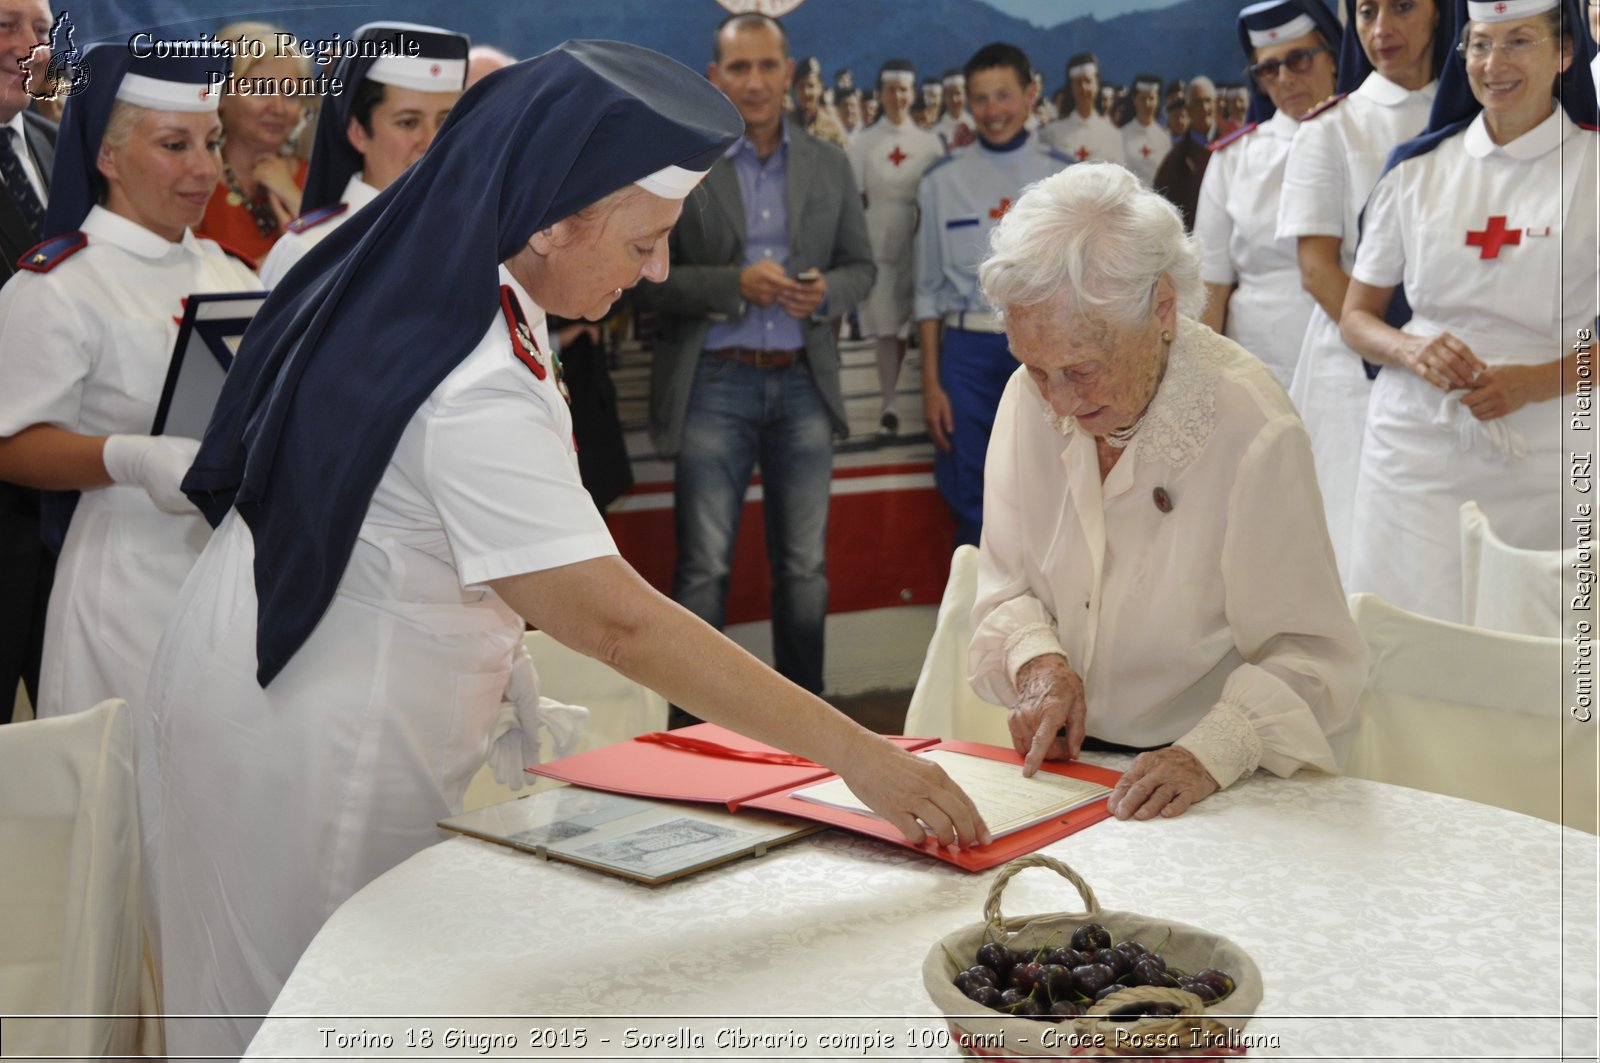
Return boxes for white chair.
[464,632,671,809]
[1346,593,1596,833]
[0,698,162,1057]
[1459,500,1570,637]
[903,545,1011,746]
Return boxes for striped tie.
[0,128,45,235]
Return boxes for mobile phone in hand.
[795,269,821,284]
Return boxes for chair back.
[1459,500,1569,637]
[1347,593,1595,833]
[903,545,1011,745]
[0,698,158,1056]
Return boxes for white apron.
[848,119,943,337]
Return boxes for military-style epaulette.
[1300,93,1347,121]
[500,285,570,404]
[1208,122,1259,153]
[212,240,256,269]
[18,231,87,273]
[286,202,349,235]
[1581,122,1600,134]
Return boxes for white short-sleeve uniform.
[1347,111,1596,621]
[1120,118,1171,186]
[847,117,944,337]
[144,270,599,1056]
[1275,74,1436,578]
[0,207,260,721]
[1196,111,1317,390]
[1040,110,1128,166]
[969,317,1365,788]
[257,174,379,288]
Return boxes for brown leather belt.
[704,346,807,369]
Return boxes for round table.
[243,768,1597,1060]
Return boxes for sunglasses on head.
[1247,44,1328,81]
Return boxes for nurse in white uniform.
[259,23,467,288]
[847,59,944,439]
[1120,74,1172,185]
[1041,52,1128,165]
[1197,0,1342,390]
[1276,0,1447,578]
[0,49,260,722]
[144,43,990,1058]
[1340,0,1597,621]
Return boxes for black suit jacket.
[0,109,57,284]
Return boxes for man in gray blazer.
[0,0,57,722]
[641,12,873,705]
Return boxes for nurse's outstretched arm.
[489,556,991,850]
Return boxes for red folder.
[529,723,1121,872]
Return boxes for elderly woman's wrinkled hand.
[1107,747,1218,821]
[840,739,992,849]
[1009,654,1086,777]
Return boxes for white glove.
[103,434,201,515]
[487,645,589,790]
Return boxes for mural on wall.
[92,0,1247,100]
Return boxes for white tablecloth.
[244,768,1597,1061]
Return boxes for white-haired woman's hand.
[837,735,992,849]
[1106,747,1218,820]
[1008,653,1086,776]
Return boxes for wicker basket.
[922,856,1263,1058]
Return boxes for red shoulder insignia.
[286,202,349,235]
[211,240,257,269]
[1300,93,1347,121]
[1580,122,1600,133]
[500,285,546,380]
[1208,121,1258,153]
[18,231,87,273]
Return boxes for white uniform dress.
[1040,109,1127,166]
[257,173,379,288]
[144,269,599,1056]
[1120,117,1171,186]
[969,317,1365,789]
[1195,110,1318,390]
[0,207,260,721]
[1275,73,1437,578]
[1347,110,1597,621]
[847,117,944,338]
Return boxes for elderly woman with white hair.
[969,163,1366,820]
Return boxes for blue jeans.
[935,327,1016,547]
[672,355,833,693]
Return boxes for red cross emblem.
[888,145,907,167]
[1268,29,1279,38]
[989,197,1012,220]
[1075,146,1090,161]
[1494,1,1507,11]
[430,63,441,77]
[199,87,208,100]
[1140,145,1152,157]
[1465,215,1521,259]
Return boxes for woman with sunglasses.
[1197,0,1342,390]
[1276,0,1448,580]
[1339,0,1595,622]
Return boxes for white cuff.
[1173,702,1262,790]
[1003,623,1068,695]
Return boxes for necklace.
[222,155,281,239]
[1102,413,1145,449]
